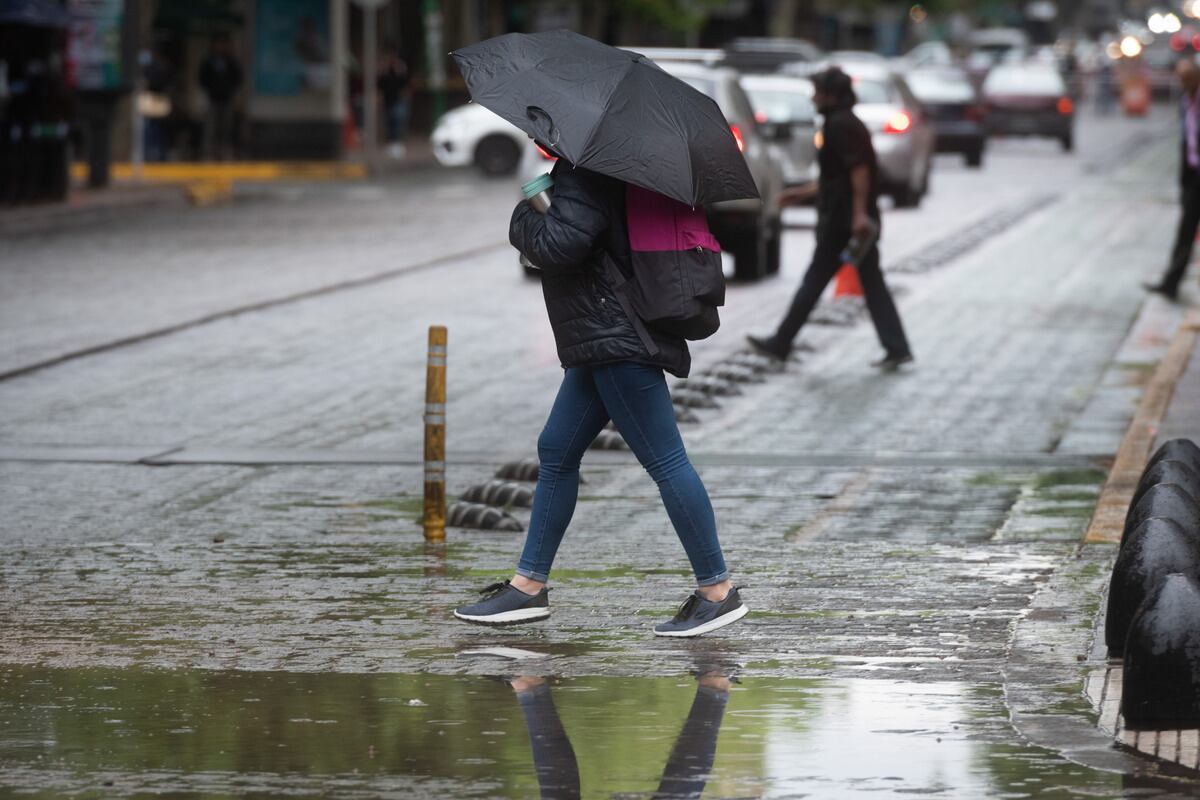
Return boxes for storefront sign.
[67,0,124,91]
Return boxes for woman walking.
[453,155,746,637]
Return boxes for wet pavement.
[3,107,1200,797]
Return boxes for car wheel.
[475,135,521,176]
[765,218,782,275]
[729,221,767,282]
[966,148,983,168]
[893,182,920,209]
[1060,134,1074,152]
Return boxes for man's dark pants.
[773,222,911,357]
[1160,175,1200,295]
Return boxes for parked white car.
[431,103,526,175]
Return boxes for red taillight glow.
[535,143,557,160]
[754,110,768,124]
[730,124,745,153]
[883,111,912,134]
[1056,96,1074,115]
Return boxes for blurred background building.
[0,0,1182,206]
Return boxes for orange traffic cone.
[833,264,863,297]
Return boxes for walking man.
[1145,59,1200,301]
[748,67,913,370]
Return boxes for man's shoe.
[871,352,914,371]
[1143,281,1179,301]
[746,334,790,361]
[454,581,550,626]
[654,587,748,638]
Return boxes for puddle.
[0,665,1132,798]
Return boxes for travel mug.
[522,173,554,214]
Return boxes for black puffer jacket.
[510,162,691,378]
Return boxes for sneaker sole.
[653,604,748,638]
[453,607,550,625]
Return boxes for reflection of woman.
[510,677,580,800]
[507,672,730,799]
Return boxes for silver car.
[739,73,819,194]
[831,61,936,208]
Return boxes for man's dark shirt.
[378,64,409,107]
[817,105,880,230]
[199,55,242,106]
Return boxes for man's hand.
[852,210,872,239]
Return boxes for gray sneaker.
[654,587,748,638]
[454,581,550,626]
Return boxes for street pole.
[362,3,378,173]
[422,0,446,125]
[423,326,448,542]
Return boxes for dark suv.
[657,61,786,282]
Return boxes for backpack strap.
[601,252,660,357]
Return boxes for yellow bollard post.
[423,326,448,541]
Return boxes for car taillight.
[730,124,745,153]
[754,110,768,124]
[535,143,557,160]
[1056,96,1074,115]
[883,111,912,134]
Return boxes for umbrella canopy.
[0,0,71,28]
[452,30,759,207]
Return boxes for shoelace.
[673,594,700,620]
[478,581,511,598]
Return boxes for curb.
[1084,308,1200,545]
[68,161,367,183]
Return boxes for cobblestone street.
[3,107,1200,797]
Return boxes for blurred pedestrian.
[198,34,242,160]
[377,46,410,159]
[140,46,173,162]
[1145,59,1200,301]
[453,147,747,637]
[748,67,913,370]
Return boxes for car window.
[983,67,1065,95]
[851,78,894,104]
[906,71,975,102]
[744,87,816,123]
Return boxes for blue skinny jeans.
[516,362,730,586]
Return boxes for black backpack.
[603,184,725,353]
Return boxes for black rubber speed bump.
[1122,572,1200,728]
[1130,459,1200,514]
[590,430,627,450]
[1105,517,1200,655]
[672,389,719,409]
[461,481,535,508]
[495,458,541,482]
[446,502,524,532]
[674,377,742,397]
[703,364,765,384]
[1147,439,1200,478]
[1123,483,1200,544]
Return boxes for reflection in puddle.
[0,665,1125,798]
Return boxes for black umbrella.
[451,30,759,207]
[0,0,71,28]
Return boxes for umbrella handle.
[525,106,561,148]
